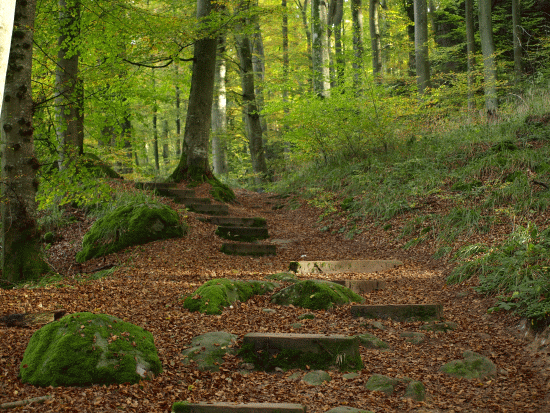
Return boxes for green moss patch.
[19,312,162,387]
[76,203,186,262]
[440,351,497,380]
[365,374,426,401]
[270,280,364,310]
[356,333,390,350]
[302,370,331,385]
[182,279,278,315]
[265,272,298,283]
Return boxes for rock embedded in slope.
[76,203,186,262]
[356,333,390,350]
[271,279,364,310]
[302,370,331,385]
[440,350,497,380]
[365,374,426,401]
[182,278,278,315]
[19,312,162,387]
[181,332,238,371]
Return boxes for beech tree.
[478,0,498,117]
[1,0,49,283]
[351,0,364,91]
[0,1,16,111]
[311,0,330,97]
[414,0,430,95]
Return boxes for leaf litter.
[0,183,549,412]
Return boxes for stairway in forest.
[137,182,277,257]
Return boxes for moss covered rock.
[365,374,426,401]
[440,350,497,380]
[265,272,298,283]
[302,370,331,385]
[19,312,162,387]
[181,332,238,371]
[270,280,364,310]
[356,333,390,350]
[76,203,186,262]
[182,279,278,315]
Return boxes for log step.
[221,243,276,256]
[328,279,386,294]
[216,226,269,242]
[199,216,267,227]
[174,197,212,205]
[351,304,443,322]
[242,333,362,371]
[188,204,229,216]
[289,259,402,274]
[135,182,177,190]
[171,402,306,413]
[166,188,196,198]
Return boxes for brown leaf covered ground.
[1,182,550,412]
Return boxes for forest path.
[1,183,549,412]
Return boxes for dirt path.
[1,186,549,412]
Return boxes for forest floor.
[1,182,550,412]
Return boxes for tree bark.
[211,36,228,175]
[512,0,522,86]
[0,0,16,114]
[414,0,430,95]
[311,0,330,97]
[175,64,181,157]
[478,0,498,117]
[369,0,382,81]
[328,0,344,88]
[251,5,268,138]
[56,0,83,169]
[297,0,313,84]
[170,0,218,181]
[152,68,159,171]
[465,0,475,110]
[235,2,268,184]
[351,0,364,93]
[1,0,49,283]
[282,0,289,103]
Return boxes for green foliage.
[448,224,550,320]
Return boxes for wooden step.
[199,216,267,227]
[135,182,177,190]
[327,279,386,294]
[289,259,402,274]
[188,204,229,215]
[171,402,306,413]
[221,243,276,256]
[351,304,443,322]
[174,197,212,205]
[166,188,196,198]
[216,226,269,242]
[242,333,362,371]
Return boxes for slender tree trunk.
[512,0,522,87]
[175,64,181,157]
[328,0,344,88]
[152,68,159,171]
[170,0,218,181]
[282,0,289,103]
[414,0,430,95]
[0,1,16,112]
[465,0,475,110]
[404,0,415,76]
[235,3,268,184]
[478,0,498,117]
[212,36,228,175]
[297,0,313,83]
[162,119,169,165]
[369,0,382,81]
[56,0,82,169]
[311,0,330,97]
[1,0,49,283]
[251,4,268,138]
[351,0,364,93]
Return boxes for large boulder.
[270,280,364,310]
[76,203,187,262]
[19,312,162,387]
[182,278,278,315]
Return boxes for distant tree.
[351,0,365,92]
[414,0,430,94]
[512,0,522,86]
[312,0,330,97]
[369,0,382,81]
[1,0,49,284]
[465,0,475,110]
[478,0,498,117]
[211,36,228,175]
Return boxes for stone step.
[289,259,403,274]
[166,188,196,198]
[242,333,362,371]
[171,402,306,413]
[216,226,269,242]
[221,243,276,256]
[174,197,212,205]
[188,204,229,216]
[351,304,443,322]
[327,279,386,294]
[198,216,267,227]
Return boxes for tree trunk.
[170,0,218,182]
[478,0,498,117]
[162,119,169,165]
[211,36,228,175]
[311,0,330,97]
[235,3,268,184]
[512,0,522,86]
[152,68,159,171]
[282,0,289,103]
[1,0,49,284]
[328,0,344,88]
[0,1,16,113]
[251,5,268,138]
[351,0,364,93]
[297,0,313,86]
[56,0,83,169]
[404,0,415,76]
[414,0,430,95]
[369,0,382,81]
[465,0,475,110]
[175,64,181,157]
